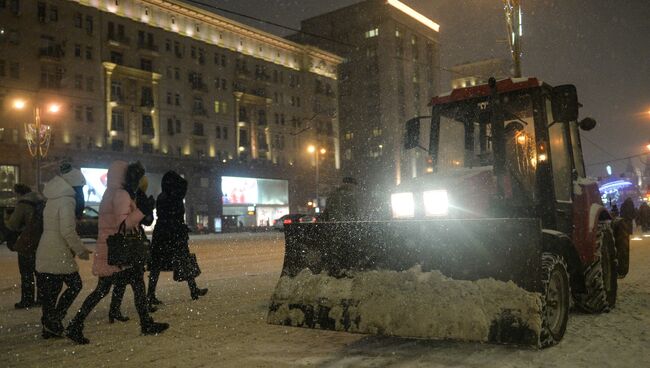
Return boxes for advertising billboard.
[81,168,163,204]
[221,176,288,205]
[81,168,108,203]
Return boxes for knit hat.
[60,161,86,187]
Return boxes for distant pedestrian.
[638,202,650,232]
[321,177,360,221]
[147,171,207,307]
[36,164,91,338]
[610,203,619,218]
[66,161,168,345]
[620,197,636,232]
[3,183,44,309]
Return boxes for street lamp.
[12,99,59,191]
[307,145,326,212]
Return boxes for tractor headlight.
[391,192,415,218]
[423,190,449,216]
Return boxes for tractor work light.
[423,190,449,217]
[391,192,415,218]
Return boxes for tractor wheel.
[539,252,570,348]
[575,224,618,313]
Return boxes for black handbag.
[107,221,150,266]
[173,253,201,282]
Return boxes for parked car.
[273,214,309,231]
[76,206,99,240]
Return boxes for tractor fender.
[542,229,586,294]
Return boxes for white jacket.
[36,176,89,274]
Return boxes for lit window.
[364,28,379,38]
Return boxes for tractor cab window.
[436,107,494,170]
[546,97,573,202]
[569,121,586,178]
[503,95,537,199]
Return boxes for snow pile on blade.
[268,266,543,344]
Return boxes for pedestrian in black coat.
[147,171,207,306]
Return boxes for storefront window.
[0,165,19,193]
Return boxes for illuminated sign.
[82,168,163,203]
[387,0,440,32]
[81,168,109,203]
[221,176,288,205]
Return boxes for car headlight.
[423,190,449,216]
[391,192,415,218]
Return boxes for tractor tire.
[539,252,570,348]
[575,224,618,313]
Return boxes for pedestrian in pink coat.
[66,161,169,344]
[92,161,141,277]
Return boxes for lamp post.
[307,145,326,212]
[13,99,59,192]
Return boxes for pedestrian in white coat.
[36,163,91,339]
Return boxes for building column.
[103,63,115,148]
[233,92,243,158]
[152,75,161,150]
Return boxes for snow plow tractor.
[268,77,626,348]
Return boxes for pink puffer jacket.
[92,161,145,277]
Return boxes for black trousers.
[18,253,37,303]
[71,267,150,327]
[38,272,82,328]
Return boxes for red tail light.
[283,219,292,224]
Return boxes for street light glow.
[319,148,326,154]
[13,99,26,110]
[307,145,316,153]
[48,103,61,113]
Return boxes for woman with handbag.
[147,170,207,307]
[36,164,91,338]
[66,161,168,345]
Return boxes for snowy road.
[1,232,649,368]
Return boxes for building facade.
[0,0,342,230]
[450,58,511,89]
[290,0,440,193]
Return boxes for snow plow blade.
[268,219,545,346]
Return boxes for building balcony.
[140,99,154,108]
[137,42,159,54]
[110,94,124,104]
[142,127,155,136]
[38,46,65,60]
[108,34,131,47]
[192,107,208,116]
[38,80,62,90]
[190,82,208,93]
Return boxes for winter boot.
[65,322,89,345]
[190,288,208,300]
[42,321,64,339]
[108,311,130,324]
[141,318,169,335]
[148,295,163,306]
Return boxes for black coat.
[149,171,190,272]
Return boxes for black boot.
[190,288,208,300]
[65,322,89,345]
[42,322,64,339]
[141,318,169,335]
[148,295,163,306]
[108,311,130,324]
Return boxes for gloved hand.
[77,249,91,260]
[136,194,155,217]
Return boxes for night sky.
[199,0,650,177]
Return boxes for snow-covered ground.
[1,232,649,368]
